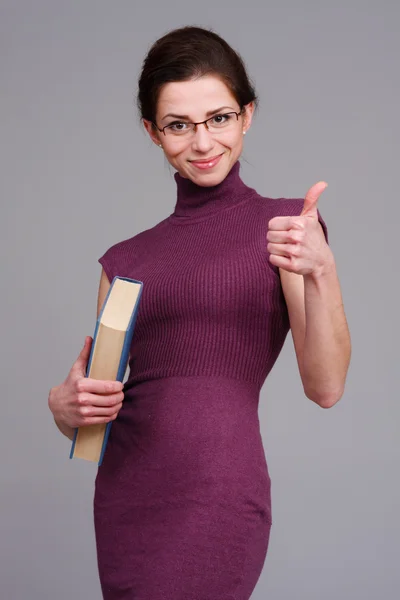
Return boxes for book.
[70,276,143,466]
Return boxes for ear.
[242,101,255,134]
[143,119,162,147]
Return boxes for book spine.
[97,290,142,466]
[69,315,102,459]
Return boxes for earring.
[158,144,162,148]
[243,130,246,135]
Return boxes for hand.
[267,181,333,276]
[48,336,125,429]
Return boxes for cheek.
[162,142,186,161]
[225,130,244,154]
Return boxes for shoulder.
[250,193,305,218]
[98,217,169,282]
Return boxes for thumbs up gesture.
[267,182,333,277]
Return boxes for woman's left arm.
[267,182,351,408]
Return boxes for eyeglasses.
[153,110,243,137]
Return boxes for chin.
[187,162,232,187]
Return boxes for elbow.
[304,385,345,409]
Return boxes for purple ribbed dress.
[93,161,327,599]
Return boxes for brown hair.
[137,26,258,124]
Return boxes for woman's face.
[143,75,254,187]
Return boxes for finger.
[77,391,124,408]
[78,414,120,426]
[76,377,124,395]
[72,336,93,374]
[267,242,293,258]
[268,216,304,231]
[268,254,294,271]
[267,229,304,243]
[301,181,328,216]
[78,403,123,423]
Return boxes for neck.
[171,161,254,221]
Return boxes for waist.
[99,376,269,496]
[112,376,263,463]
[122,375,260,422]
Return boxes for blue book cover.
[69,276,143,466]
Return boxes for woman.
[49,26,351,600]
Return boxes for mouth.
[189,153,224,170]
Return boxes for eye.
[167,121,190,133]
[210,113,233,126]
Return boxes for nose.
[191,123,214,154]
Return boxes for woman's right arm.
[48,269,124,440]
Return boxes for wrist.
[48,385,75,439]
[305,249,336,282]
[54,417,75,441]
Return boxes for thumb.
[73,336,93,375]
[301,181,328,216]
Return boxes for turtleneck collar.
[170,161,254,222]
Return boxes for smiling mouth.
[189,153,223,163]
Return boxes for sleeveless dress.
[93,161,328,599]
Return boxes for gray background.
[1,1,399,598]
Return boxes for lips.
[190,154,223,170]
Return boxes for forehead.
[157,76,238,120]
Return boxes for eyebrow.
[160,106,236,122]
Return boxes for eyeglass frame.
[152,108,245,136]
